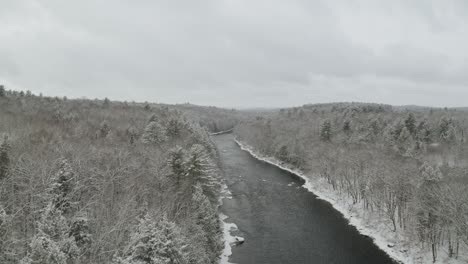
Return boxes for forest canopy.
[0,89,225,264]
[235,102,468,263]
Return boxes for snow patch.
[220,183,232,200]
[218,183,242,264]
[219,213,241,264]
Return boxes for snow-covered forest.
[173,104,240,134]
[0,87,225,263]
[235,103,468,263]
[3,84,468,264]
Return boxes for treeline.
[174,104,241,133]
[235,102,468,263]
[0,88,223,263]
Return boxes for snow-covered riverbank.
[234,139,468,264]
[219,183,243,264]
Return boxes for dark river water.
[215,134,397,264]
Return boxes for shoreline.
[234,139,411,264]
[218,183,242,264]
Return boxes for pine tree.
[51,158,74,214]
[439,117,452,141]
[0,136,10,181]
[99,121,110,138]
[168,146,186,185]
[120,213,187,264]
[320,119,332,141]
[343,119,352,136]
[69,215,92,248]
[445,125,458,143]
[416,120,432,144]
[185,224,210,264]
[126,126,138,145]
[277,145,289,162]
[405,113,416,135]
[103,97,110,107]
[21,203,79,264]
[368,118,380,136]
[141,121,167,145]
[0,85,5,97]
[396,127,413,156]
[186,122,214,152]
[166,118,183,138]
[185,144,219,199]
[190,185,222,262]
[390,121,405,141]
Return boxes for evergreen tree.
[168,146,186,185]
[366,118,381,141]
[445,125,458,143]
[277,145,289,162]
[343,119,352,136]
[396,127,413,156]
[119,213,187,264]
[416,120,432,144]
[69,215,92,249]
[320,119,332,141]
[0,85,5,97]
[99,121,110,138]
[190,185,222,262]
[185,144,219,199]
[166,118,183,138]
[141,121,167,145]
[127,126,138,145]
[21,203,79,264]
[185,224,210,264]
[103,97,110,107]
[390,120,405,141]
[405,113,416,135]
[51,158,74,214]
[0,136,10,181]
[439,116,454,142]
[369,118,380,136]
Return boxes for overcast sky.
[1,0,467,108]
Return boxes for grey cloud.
[0,0,467,107]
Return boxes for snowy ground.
[219,183,243,264]
[235,139,468,264]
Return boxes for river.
[215,133,397,264]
